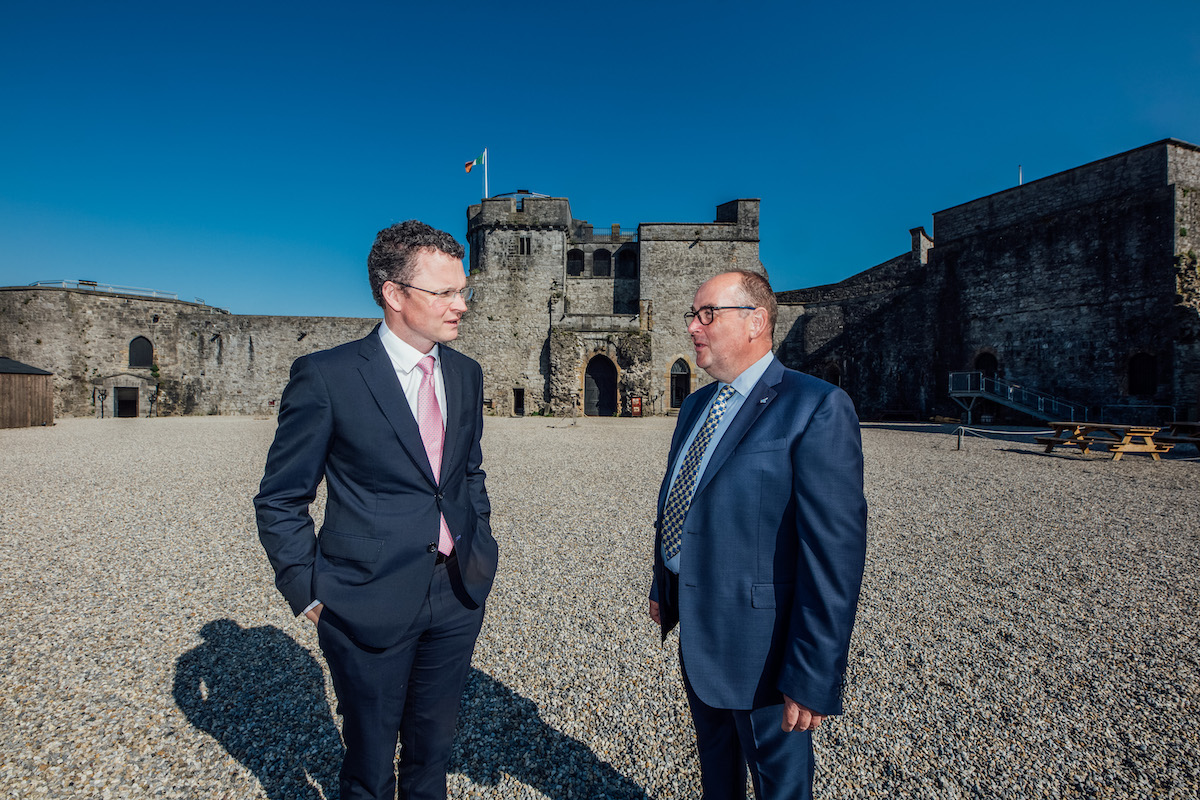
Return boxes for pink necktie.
[417,356,454,556]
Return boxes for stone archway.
[670,359,691,408]
[584,355,618,416]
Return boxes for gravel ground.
[0,416,1197,799]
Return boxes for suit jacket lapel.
[693,360,783,498]
[440,348,464,466]
[356,330,437,486]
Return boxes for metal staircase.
[948,372,1088,424]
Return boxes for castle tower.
[638,199,765,411]
[457,193,572,416]
[455,196,765,416]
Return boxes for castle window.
[567,249,584,276]
[129,336,153,368]
[593,249,611,277]
[1128,352,1157,396]
[519,235,532,256]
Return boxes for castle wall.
[934,143,1170,242]
[771,140,1200,422]
[0,288,223,417]
[1169,146,1200,418]
[776,246,930,416]
[928,147,1192,419]
[174,314,376,416]
[0,287,374,417]
[12,143,1200,425]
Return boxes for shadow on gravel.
[174,619,343,800]
[450,668,650,799]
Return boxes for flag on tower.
[464,153,484,173]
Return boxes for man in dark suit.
[255,220,498,800]
[649,270,867,799]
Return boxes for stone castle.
[3,138,1199,424]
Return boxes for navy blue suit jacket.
[651,357,866,715]
[255,326,498,650]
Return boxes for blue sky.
[3,1,1199,318]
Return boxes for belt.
[435,550,457,565]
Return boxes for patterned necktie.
[417,356,454,556]
[661,384,737,562]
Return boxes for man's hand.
[648,599,661,625]
[305,603,324,624]
[781,694,825,733]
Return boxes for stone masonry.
[779,138,1200,423]
[456,195,765,416]
[4,138,1200,423]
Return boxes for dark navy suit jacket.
[651,357,867,714]
[255,326,498,650]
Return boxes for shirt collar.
[378,323,439,374]
[724,351,775,398]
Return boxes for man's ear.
[381,280,404,313]
[749,307,768,340]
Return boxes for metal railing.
[574,232,638,243]
[30,280,180,301]
[948,372,1089,421]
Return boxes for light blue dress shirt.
[663,351,776,573]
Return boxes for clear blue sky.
[3,1,1199,318]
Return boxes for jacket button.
[435,492,443,501]
[426,543,437,553]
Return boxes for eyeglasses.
[393,281,475,303]
[684,305,755,326]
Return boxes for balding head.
[687,270,774,383]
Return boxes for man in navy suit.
[649,270,867,799]
[255,220,498,800]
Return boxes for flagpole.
[483,148,489,199]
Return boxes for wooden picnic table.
[1154,420,1200,447]
[1035,422,1174,461]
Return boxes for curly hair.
[367,220,465,309]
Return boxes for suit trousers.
[681,654,815,800]
[317,558,484,800]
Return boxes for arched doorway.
[823,362,842,387]
[974,352,998,378]
[670,359,690,408]
[584,356,617,416]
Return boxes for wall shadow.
[450,667,649,799]
[173,619,343,800]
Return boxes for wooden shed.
[0,357,54,429]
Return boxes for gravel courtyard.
[1,416,1197,799]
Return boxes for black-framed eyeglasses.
[393,281,475,303]
[684,305,755,326]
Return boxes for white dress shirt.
[378,323,447,426]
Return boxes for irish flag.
[464,153,484,173]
